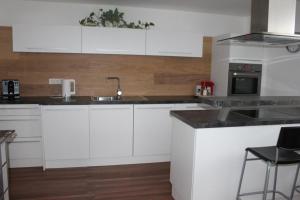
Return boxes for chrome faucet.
[106,77,122,99]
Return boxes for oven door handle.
[232,72,260,77]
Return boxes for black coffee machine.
[2,80,20,100]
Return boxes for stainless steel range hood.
[218,0,300,46]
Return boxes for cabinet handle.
[0,118,40,121]
[158,51,192,55]
[27,47,68,51]
[12,137,41,143]
[91,107,132,110]
[43,108,87,111]
[136,107,173,110]
[11,140,41,143]
[0,107,38,109]
[95,49,129,53]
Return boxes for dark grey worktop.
[171,107,300,129]
[201,96,300,107]
[3,96,300,129]
[1,96,300,106]
[0,96,203,105]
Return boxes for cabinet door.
[82,27,146,55]
[146,30,203,57]
[0,116,41,138]
[9,140,43,168]
[42,106,89,160]
[90,105,133,158]
[13,24,81,53]
[134,104,174,156]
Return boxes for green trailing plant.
[79,8,155,29]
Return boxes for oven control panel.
[229,63,262,72]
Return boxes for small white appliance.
[62,79,75,98]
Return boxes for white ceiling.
[29,0,252,16]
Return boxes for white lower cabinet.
[41,106,89,168]
[39,103,212,168]
[0,105,42,168]
[134,104,174,156]
[89,105,133,158]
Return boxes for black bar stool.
[236,126,300,200]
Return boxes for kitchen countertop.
[201,96,300,107]
[3,96,300,129]
[1,96,300,106]
[170,106,300,128]
[0,130,16,144]
[0,96,204,105]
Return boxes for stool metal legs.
[236,151,300,200]
[272,165,278,200]
[290,164,300,200]
[263,162,271,200]
[236,151,248,200]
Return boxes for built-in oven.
[228,63,262,96]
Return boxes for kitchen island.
[170,107,300,200]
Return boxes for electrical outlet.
[49,79,62,85]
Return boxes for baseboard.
[88,155,170,166]
[44,155,170,169]
[9,158,43,168]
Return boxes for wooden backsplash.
[0,27,211,97]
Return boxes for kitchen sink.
[91,96,120,101]
[90,96,148,102]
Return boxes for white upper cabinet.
[82,27,146,55]
[12,25,203,57]
[12,24,82,53]
[146,30,203,57]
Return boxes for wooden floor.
[9,162,174,200]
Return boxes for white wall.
[261,47,300,96]
[295,1,300,32]
[260,2,300,96]
[0,0,250,36]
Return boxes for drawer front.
[0,105,40,116]
[9,141,42,160]
[0,119,41,138]
[1,143,6,166]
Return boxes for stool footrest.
[238,190,289,200]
